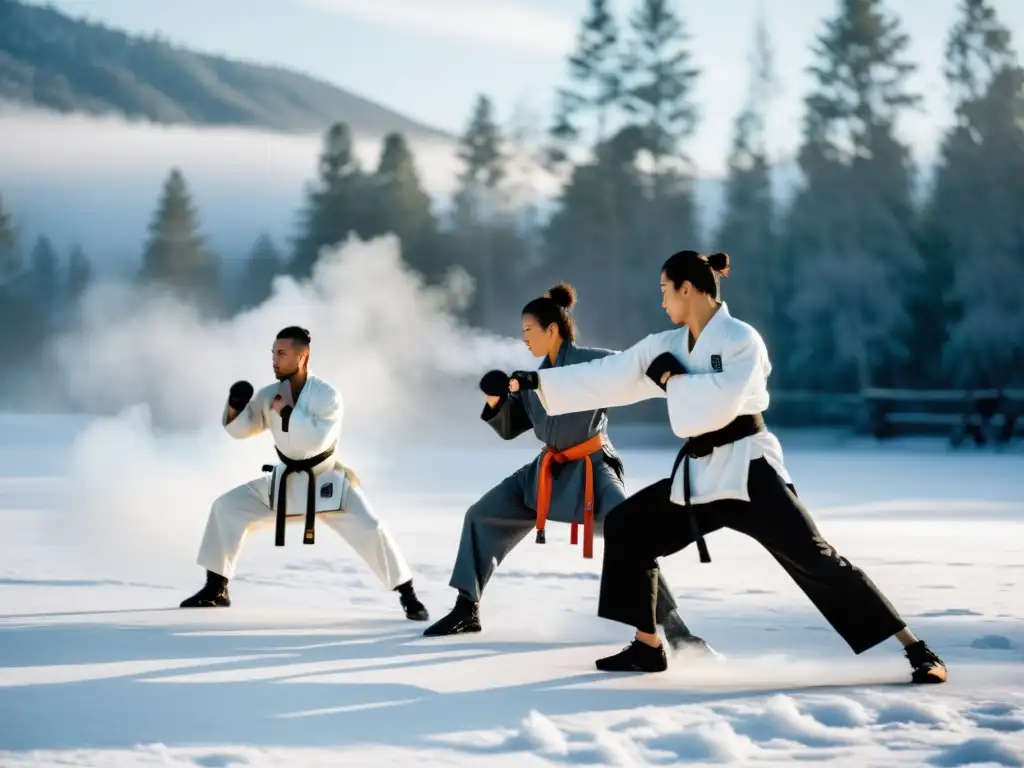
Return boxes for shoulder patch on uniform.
[320,482,333,498]
[710,354,723,372]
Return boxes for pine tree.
[0,197,25,388]
[544,125,650,347]
[451,94,512,328]
[922,0,1024,386]
[619,0,702,261]
[240,234,282,311]
[620,0,699,170]
[291,122,369,277]
[782,0,921,391]
[28,235,59,306]
[67,243,93,303]
[550,0,621,154]
[545,89,584,169]
[138,168,218,305]
[7,234,59,357]
[0,194,21,384]
[453,94,506,227]
[0,193,18,283]
[714,17,779,347]
[367,132,442,281]
[944,0,1017,104]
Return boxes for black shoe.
[395,581,429,621]
[596,639,668,672]
[905,640,947,684]
[422,595,481,636]
[180,571,230,608]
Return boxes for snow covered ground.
[1,413,1022,767]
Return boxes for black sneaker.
[905,640,947,684]
[395,581,430,621]
[422,595,481,636]
[180,571,230,608]
[596,639,668,672]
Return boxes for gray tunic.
[482,342,624,523]
[448,340,680,621]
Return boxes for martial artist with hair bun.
[424,284,707,656]
[510,251,947,684]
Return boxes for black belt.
[262,443,336,546]
[669,413,766,564]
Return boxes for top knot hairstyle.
[276,326,312,347]
[522,282,578,342]
[661,250,730,299]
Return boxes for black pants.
[598,458,907,654]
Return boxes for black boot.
[395,580,429,621]
[905,640,947,684]
[180,571,230,608]
[422,594,481,636]
[596,638,668,672]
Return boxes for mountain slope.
[0,0,450,139]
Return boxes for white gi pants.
[196,475,413,590]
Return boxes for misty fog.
[0,105,470,269]
[0,105,758,268]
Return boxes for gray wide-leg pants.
[449,472,680,624]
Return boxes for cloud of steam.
[48,235,535,578]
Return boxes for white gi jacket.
[222,372,357,515]
[535,303,790,506]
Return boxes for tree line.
[0,0,1021,402]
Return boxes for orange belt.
[535,433,605,559]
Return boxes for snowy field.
[1,412,1023,767]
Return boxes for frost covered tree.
[714,17,779,350]
[139,168,220,309]
[920,0,1024,387]
[546,0,621,166]
[782,0,922,390]
[291,122,370,277]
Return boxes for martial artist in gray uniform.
[423,282,710,654]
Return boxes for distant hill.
[0,0,451,140]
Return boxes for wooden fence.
[860,387,1024,447]
[615,387,1024,447]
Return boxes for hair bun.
[708,252,730,276]
[546,282,577,310]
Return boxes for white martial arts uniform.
[534,302,791,506]
[196,372,413,589]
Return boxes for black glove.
[510,370,539,391]
[227,380,254,411]
[479,370,510,397]
[645,353,687,390]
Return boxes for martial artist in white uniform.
[508,251,947,684]
[180,326,429,621]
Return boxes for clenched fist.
[645,353,686,390]
[227,380,254,411]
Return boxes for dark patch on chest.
[320,482,334,498]
[710,354,723,372]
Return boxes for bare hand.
[508,378,520,393]
[660,371,673,386]
[271,395,285,414]
[486,395,501,408]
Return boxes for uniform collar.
[685,301,729,349]
[540,340,574,370]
